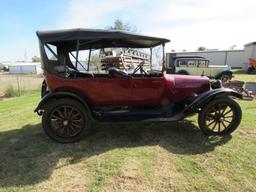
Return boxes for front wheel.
[198,98,242,136]
[42,98,91,143]
[220,74,232,82]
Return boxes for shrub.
[4,85,23,97]
[3,66,9,71]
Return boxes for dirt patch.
[0,91,5,99]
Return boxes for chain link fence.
[0,74,43,97]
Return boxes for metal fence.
[0,74,43,95]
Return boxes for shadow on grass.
[0,121,231,187]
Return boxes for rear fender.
[34,91,92,117]
[184,88,242,114]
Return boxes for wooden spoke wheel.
[198,98,242,136]
[49,105,83,138]
[42,98,91,143]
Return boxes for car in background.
[167,55,233,82]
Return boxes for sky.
[0,0,256,61]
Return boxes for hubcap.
[219,117,224,122]
[221,75,230,82]
[63,120,69,126]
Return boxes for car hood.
[165,74,210,89]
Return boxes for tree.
[106,19,137,32]
[197,47,206,51]
[32,56,41,62]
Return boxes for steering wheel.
[132,61,148,76]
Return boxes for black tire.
[177,70,189,75]
[198,97,242,136]
[220,74,232,82]
[42,98,91,143]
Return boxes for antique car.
[166,55,233,82]
[35,28,242,143]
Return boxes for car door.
[131,77,165,106]
[187,59,198,75]
[198,60,211,76]
[85,77,132,106]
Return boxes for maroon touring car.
[35,29,242,143]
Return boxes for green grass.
[232,69,256,82]
[0,74,256,191]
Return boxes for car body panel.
[44,70,210,107]
[176,65,230,77]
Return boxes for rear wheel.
[42,98,91,143]
[177,70,189,75]
[198,98,241,136]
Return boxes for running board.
[96,109,185,123]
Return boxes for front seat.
[108,67,132,79]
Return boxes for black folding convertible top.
[37,28,170,50]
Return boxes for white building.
[5,62,42,74]
[167,42,256,70]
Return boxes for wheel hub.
[219,117,224,122]
[215,115,224,122]
[63,120,69,126]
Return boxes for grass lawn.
[0,73,256,191]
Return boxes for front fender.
[184,88,242,113]
[34,91,91,116]
[214,70,232,79]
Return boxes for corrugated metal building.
[6,62,42,74]
[167,42,256,69]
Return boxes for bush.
[4,85,23,97]
[3,66,9,71]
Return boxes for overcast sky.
[0,0,256,61]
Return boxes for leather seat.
[108,67,132,79]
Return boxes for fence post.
[16,75,21,96]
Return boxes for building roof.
[244,42,256,47]
[4,62,41,67]
[172,49,244,54]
